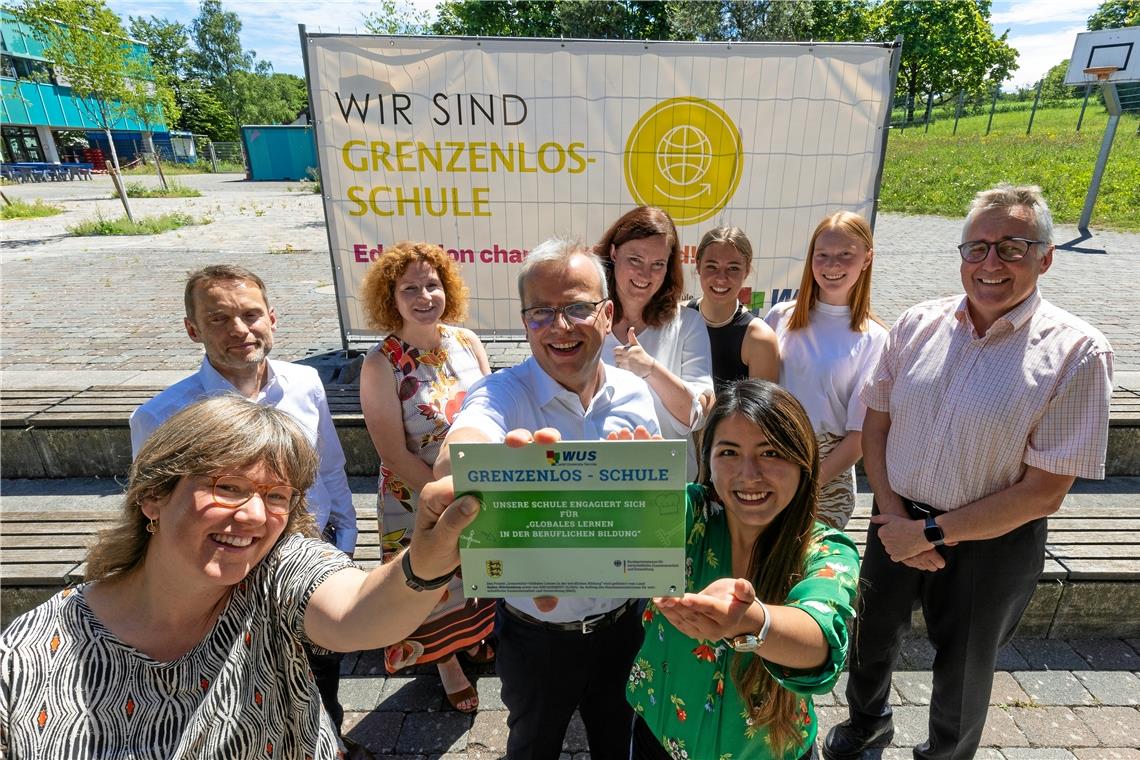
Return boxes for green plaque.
[453,439,686,598]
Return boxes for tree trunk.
[105,128,136,223]
[148,132,169,191]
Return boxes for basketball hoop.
[1083,65,1120,81]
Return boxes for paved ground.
[2,174,1138,757]
[1,173,1138,390]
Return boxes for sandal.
[445,684,479,714]
[459,640,496,665]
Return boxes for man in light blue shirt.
[128,264,361,753]
[432,239,659,760]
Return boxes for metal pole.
[1027,79,1043,135]
[923,89,934,133]
[953,90,964,135]
[1076,84,1092,131]
[1079,82,1122,231]
[986,86,999,135]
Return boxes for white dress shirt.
[452,357,660,623]
[129,358,358,552]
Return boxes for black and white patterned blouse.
[1,533,356,759]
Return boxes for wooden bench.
[3,503,1137,636]
[2,385,1139,479]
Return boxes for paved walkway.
[2,174,1138,757]
[2,173,1138,390]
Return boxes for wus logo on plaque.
[452,440,687,598]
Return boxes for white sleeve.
[312,383,358,552]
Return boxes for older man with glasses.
[823,184,1114,760]
[430,237,660,760]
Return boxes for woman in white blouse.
[596,206,714,479]
[764,211,888,528]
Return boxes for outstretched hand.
[605,425,660,441]
[611,326,655,380]
[653,577,758,642]
[410,476,479,581]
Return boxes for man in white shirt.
[431,239,659,759]
[129,264,362,753]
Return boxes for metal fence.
[889,81,1140,135]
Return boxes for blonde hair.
[85,396,319,581]
[965,183,1053,245]
[359,242,469,333]
[788,211,877,332]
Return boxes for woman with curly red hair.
[358,241,494,713]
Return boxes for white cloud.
[1006,25,1088,88]
[991,0,1098,28]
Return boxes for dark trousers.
[306,645,345,732]
[845,501,1046,760]
[496,600,645,760]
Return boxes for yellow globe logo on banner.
[624,97,743,226]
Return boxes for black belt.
[901,497,946,519]
[502,599,636,634]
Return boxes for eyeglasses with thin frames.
[209,475,299,515]
[957,237,1044,263]
[520,299,607,331]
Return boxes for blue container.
[241,125,317,181]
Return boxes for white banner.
[304,35,897,340]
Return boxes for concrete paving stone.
[1124,639,1140,656]
[1072,706,1140,745]
[1012,672,1097,706]
[829,672,899,706]
[1073,749,1140,759]
[979,706,1029,748]
[475,677,506,711]
[885,705,929,748]
[337,677,387,711]
[814,688,836,706]
[991,672,1033,706]
[1013,640,1089,671]
[900,637,937,669]
[561,712,588,753]
[342,710,404,754]
[1006,706,1100,747]
[1001,749,1077,759]
[352,649,389,676]
[379,676,446,712]
[1073,671,1140,705]
[893,671,933,705]
[1070,639,1140,671]
[466,710,509,753]
[436,752,503,760]
[394,710,472,754]
[339,651,360,675]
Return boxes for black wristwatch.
[400,551,457,592]
[923,516,946,547]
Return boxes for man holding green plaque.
[431,238,660,760]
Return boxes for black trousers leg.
[305,646,345,732]
[917,518,1046,760]
[845,501,925,729]
[496,602,643,760]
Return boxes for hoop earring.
[146,518,158,534]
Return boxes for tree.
[127,15,189,78]
[1087,0,1139,30]
[665,0,871,42]
[1039,59,1080,103]
[361,0,432,34]
[870,0,1018,121]
[433,0,561,37]
[177,80,236,140]
[189,0,252,126]
[124,57,180,187]
[12,0,140,220]
[231,70,308,127]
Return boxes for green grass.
[880,105,1140,230]
[120,160,245,176]
[1,198,64,219]
[68,212,204,236]
[113,181,202,199]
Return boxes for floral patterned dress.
[373,324,495,672]
[628,484,860,759]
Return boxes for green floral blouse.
[627,484,860,760]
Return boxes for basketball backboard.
[1065,27,1140,85]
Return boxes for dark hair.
[184,265,269,320]
[594,206,684,327]
[699,379,819,753]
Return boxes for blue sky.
[106,0,1102,90]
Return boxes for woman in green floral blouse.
[627,379,860,760]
